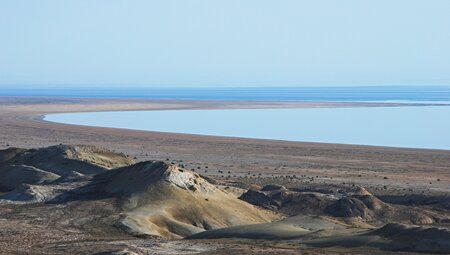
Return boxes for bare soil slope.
[4,145,135,176]
[0,148,278,239]
[240,185,448,226]
[0,144,448,254]
[90,161,278,239]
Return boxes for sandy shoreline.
[1,97,449,195]
[41,101,450,151]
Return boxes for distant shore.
[1,97,449,196]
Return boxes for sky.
[1,0,450,89]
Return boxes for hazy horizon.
[2,86,450,102]
[2,84,450,89]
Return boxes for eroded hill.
[0,145,449,254]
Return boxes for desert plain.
[0,97,449,254]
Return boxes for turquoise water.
[45,106,450,150]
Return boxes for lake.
[45,106,450,150]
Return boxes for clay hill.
[88,161,277,239]
[0,145,135,200]
[239,184,447,226]
[0,145,277,239]
[0,144,134,177]
[0,145,449,254]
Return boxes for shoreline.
[1,97,449,195]
[40,101,450,152]
[3,96,449,153]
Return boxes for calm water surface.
[5,86,450,102]
[45,106,450,150]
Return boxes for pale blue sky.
[1,0,449,88]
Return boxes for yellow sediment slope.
[96,161,279,239]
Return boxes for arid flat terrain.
[0,97,449,254]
